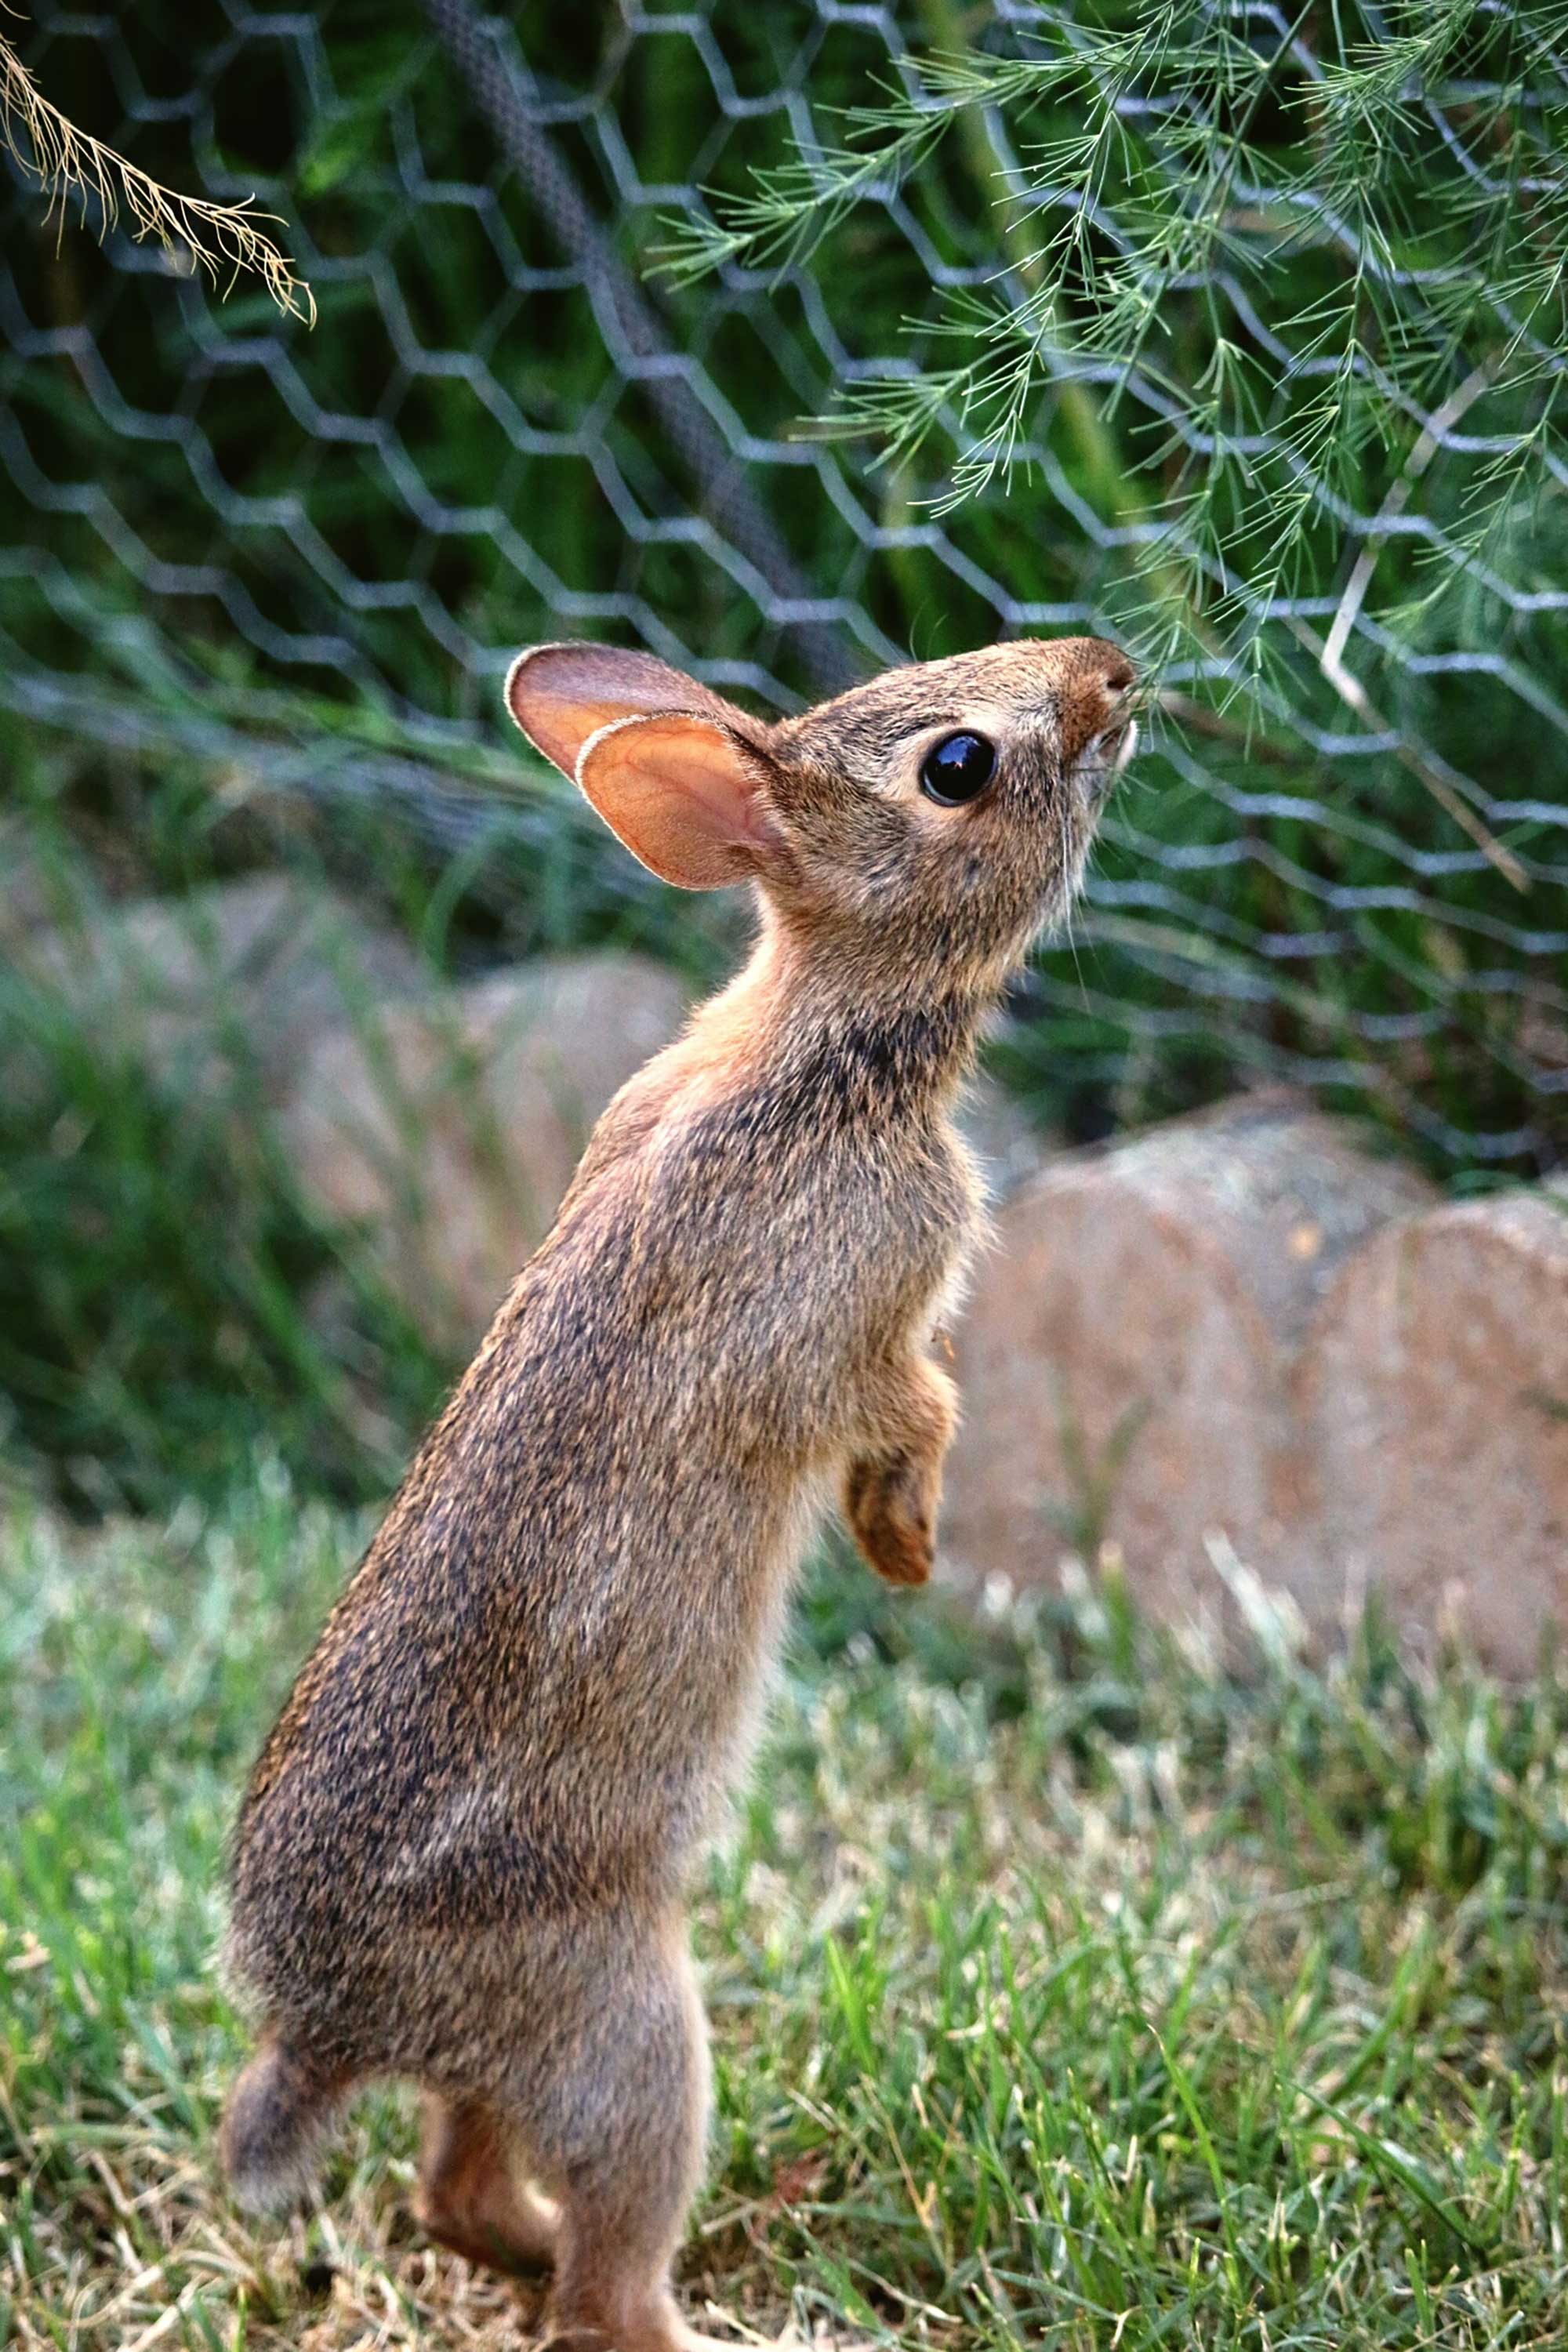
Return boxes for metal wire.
[2,1,1565,1174]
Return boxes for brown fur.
[222,633,1135,2350]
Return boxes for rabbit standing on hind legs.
[221,633,1138,2352]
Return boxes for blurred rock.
[18,873,430,1095]
[1289,1189,1568,1671]
[958,1072,1048,1202]
[942,1094,1436,1620]
[281,954,691,1348]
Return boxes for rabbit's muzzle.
[1069,657,1140,802]
[1076,709,1138,805]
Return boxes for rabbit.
[220,632,1138,2352]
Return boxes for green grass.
[6,1478,1568,2349]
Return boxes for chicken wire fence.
[2,0,1566,1177]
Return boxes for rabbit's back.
[227,1025,978,2063]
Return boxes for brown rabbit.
[221,633,1137,2350]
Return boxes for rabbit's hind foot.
[534,1933,717,2352]
[415,2092,559,2274]
[543,2315,875,2352]
[539,2297,742,2352]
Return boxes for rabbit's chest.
[646,1134,971,1413]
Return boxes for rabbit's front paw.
[843,1450,935,1587]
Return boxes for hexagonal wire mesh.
[2,1,1566,1174]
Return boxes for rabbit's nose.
[1060,641,1136,766]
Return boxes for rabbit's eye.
[920,731,996,806]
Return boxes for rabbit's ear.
[506,641,757,779]
[575,712,782,891]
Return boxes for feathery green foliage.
[5,0,1568,1199]
[666,0,1568,708]
[653,0,1568,1174]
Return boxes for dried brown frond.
[0,27,315,324]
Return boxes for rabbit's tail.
[220,2031,347,2213]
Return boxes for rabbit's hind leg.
[415,2092,559,2274]
[526,1926,735,2352]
